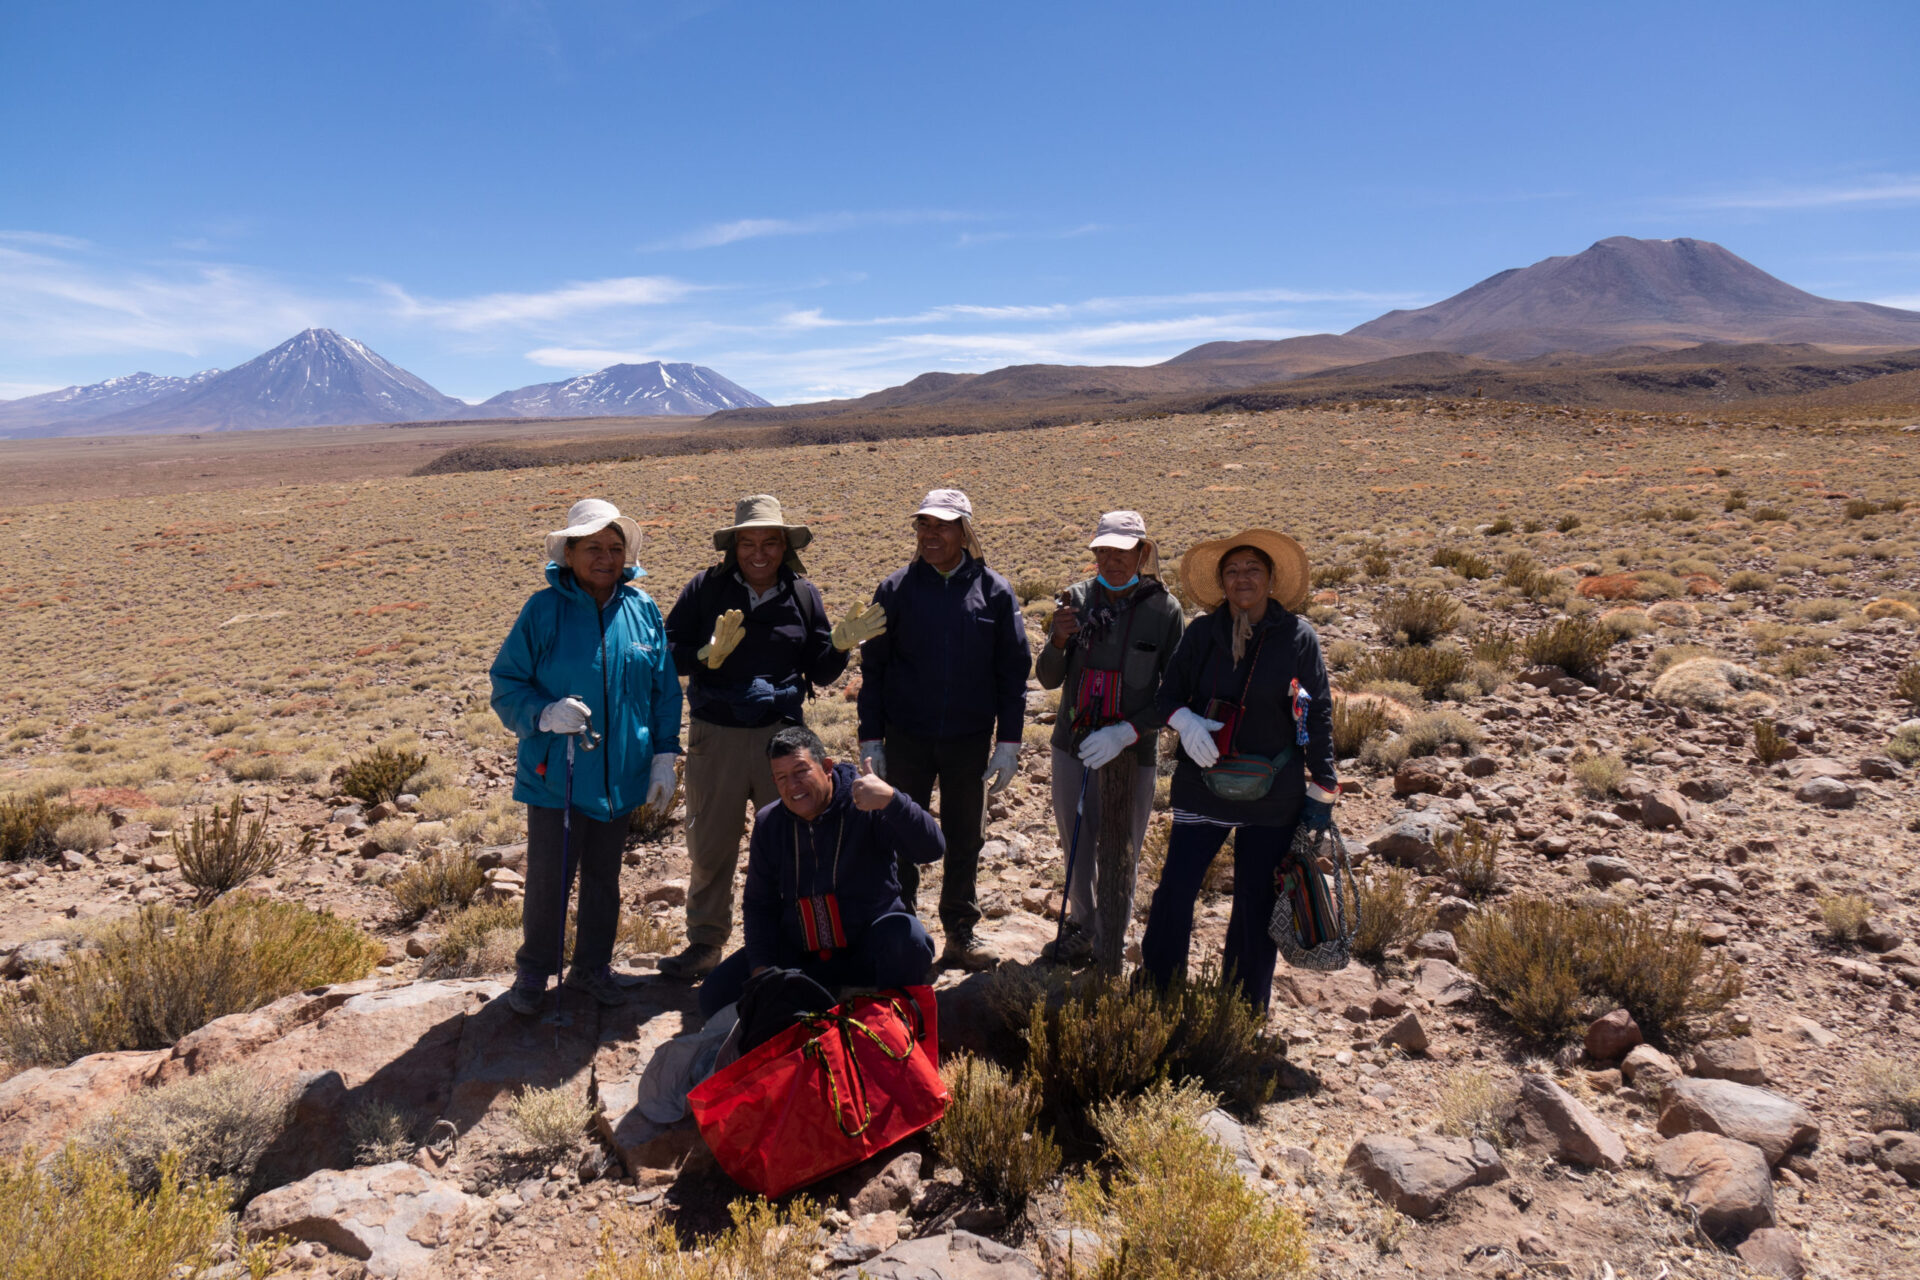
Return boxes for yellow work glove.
[698,609,746,669]
[831,600,889,651]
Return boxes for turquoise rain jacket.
[490,563,683,820]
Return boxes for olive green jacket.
[1034,577,1186,766]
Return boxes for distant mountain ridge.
[478,362,770,417]
[0,368,220,434]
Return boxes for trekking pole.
[1052,766,1091,954]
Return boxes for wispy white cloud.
[524,346,663,370]
[643,209,977,251]
[375,275,697,329]
[0,230,92,251]
[1683,175,1920,210]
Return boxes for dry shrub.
[1649,656,1782,714]
[1432,1068,1511,1145]
[1770,646,1837,681]
[413,786,472,821]
[0,1146,280,1280]
[1431,546,1493,580]
[1345,644,1471,699]
[389,850,486,921]
[1376,586,1461,645]
[934,1054,1061,1211]
[78,1064,295,1202]
[1644,600,1699,628]
[1571,752,1628,798]
[1522,615,1617,682]
[1792,597,1850,622]
[1818,894,1872,945]
[1014,574,1058,604]
[1725,569,1773,592]
[1555,514,1582,533]
[174,798,313,899]
[1363,708,1481,769]
[1352,867,1434,963]
[1066,1081,1311,1280]
[55,812,113,852]
[505,1085,595,1158]
[332,745,428,805]
[619,912,680,957]
[1437,819,1503,899]
[348,1100,420,1165]
[1598,607,1650,639]
[369,816,419,853]
[1859,1056,1920,1129]
[1311,562,1355,588]
[423,901,524,976]
[1752,719,1791,766]
[628,755,683,842]
[1896,662,1920,712]
[1458,898,1741,1046]
[0,792,76,862]
[1864,598,1920,623]
[1332,695,1394,758]
[1888,724,1920,766]
[586,1197,821,1280]
[0,896,382,1065]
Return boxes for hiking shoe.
[505,974,546,1016]
[656,943,723,981]
[563,964,628,1007]
[1041,924,1094,968]
[938,933,1001,972]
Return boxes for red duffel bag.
[687,986,946,1198]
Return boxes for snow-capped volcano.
[479,362,771,418]
[0,368,220,434]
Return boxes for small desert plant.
[934,1055,1061,1212]
[173,798,313,899]
[1486,516,1514,535]
[0,1146,281,1280]
[585,1197,821,1280]
[1723,491,1748,512]
[1345,644,1472,699]
[1887,724,1920,765]
[1013,574,1058,605]
[1332,697,1393,758]
[1555,514,1582,533]
[1375,586,1461,645]
[505,1085,595,1159]
[0,792,76,862]
[78,1065,295,1202]
[1751,505,1789,522]
[1752,719,1791,765]
[1724,569,1773,592]
[1651,656,1783,714]
[1352,867,1435,964]
[54,812,113,852]
[0,896,382,1065]
[424,900,525,977]
[1433,1068,1511,1145]
[1431,546,1493,580]
[1571,752,1628,798]
[1066,1082,1312,1280]
[1818,893,1873,945]
[619,912,681,957]
[413,786,472,821]
[369,816,419,853]
[348,1101,420,1166]
[1360,547,1393,579]
[1366,708,1481,769]
[332,745,428,806]
[1523,615,1617,682]
[1859,1056,1920,1129]
[1896,663,1920,713]
[389,850,486,921]
[1437,819,1504,899]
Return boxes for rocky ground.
[2,405,1917,1278]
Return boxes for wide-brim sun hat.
[712,494,813,553]
[545,498,643,567]
[1179,528,1310,611]
[1088,509,1161,579]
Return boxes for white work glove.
[646,754,678,810]
[698,609,746,669]
[858,740,886,780]
[1168,707,1224,769]
[982,741,1021,794]
[538,696,591,735]
[831,600,888,651]
[1076,722,1139,770]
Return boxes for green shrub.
[1555,514,1582,533]
[173,798,312,899]
[1,793,76,862]
[78,1065,295,1202]
[423,900,525,977]
[934,1055,1061,1212]
[587,1197,820,1280]
[1437,819,1503,899]
[1752,719,1791,765]
[0,896,382,1065]
[1352,867,1434,964]
[332,746,428,805]
[1431,547,1493,580]
[1522,616,1617,682]
[388,850,486,921]
[1344,644,1472,699]
[1375,586,1461,645]
[1888,724,1920,765]
[0,1146,280,1280]
[1066,1082,1311,1280]
[1458,898,1742,1046]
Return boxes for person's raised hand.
[831,600,888,651]
[852,756,895,811]
[1049,603,1081,649]
[699,609,746,669]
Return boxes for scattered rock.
[0,1048,168,1159]
[241,1161,481,1279]
[1365,810,1459,868]
[1405,930,1459,963]
[1463,755,1499,778]
[1657,1078,1819,1166]
[854,1229,1041,1279]
[1585,856,1636,887]
[1874,1131,1920,1186]
[1510,1072,1627,1170]
[1274,962,1382,1012]
[1343,1134,1507,1218]
[1376,1012,1430,1055]
[1688,1038,1769,1086]
[1735,1228,1808,1280]
[1393,758,1448,797]
[1678,777,1732,802]
[828,1211,901,1266]
[642,878,688,907]
[1584,1009,1642,1062]
[1793,776,1855,809]
[1410,958,1477,1007]
[1653,1133,1776,1241]
[1621,1044,1682,1092]
[1858,756,1902,780]
[847,1150,923,1216]
[1640,789,1692,830]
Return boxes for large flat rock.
[1344,1133,1507,1218]
[1657,1077,1818,1167]
[850,1229,1041,1279]
[242,1161,480,1278]
[0,1048,168,1158]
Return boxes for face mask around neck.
[1097,573,1140,592]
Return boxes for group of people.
[488,487,1338,1020]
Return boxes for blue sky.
[2,0,1916,404]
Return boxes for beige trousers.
[683,718,783,948]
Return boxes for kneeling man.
[698,725,943,1016]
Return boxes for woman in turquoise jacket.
[490,499,683,1015]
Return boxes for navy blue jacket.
[664,563,848,728]
[742,763,945,969]
[1154,604,1335,828]
[856,554,1031,744]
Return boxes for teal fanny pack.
[1204,745,1294,802]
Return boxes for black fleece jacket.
[665,563,848,728]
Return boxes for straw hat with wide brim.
[1178,529,1310,611]
[545,498,643,567]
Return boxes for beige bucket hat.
[545,498,642,567]
[1088,509,1161,578]
[713,494,811,573]
[1178,528,1310,611]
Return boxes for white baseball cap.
[912,488,973,522]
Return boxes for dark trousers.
[698,912,936,1017]
[885,728,991,938]
[1139,820,1291,1011]
[517,803,628,979]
